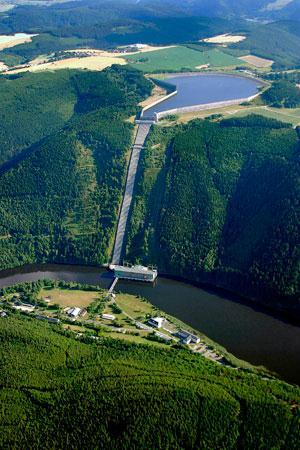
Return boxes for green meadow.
[125,46,243,73]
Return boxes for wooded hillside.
[126,116,300,316]
[0,66,151,269]
[0,313,299,449]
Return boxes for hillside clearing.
[39,288,99,307]
[0,33,38,50]
[202,34,246,44]
[239,54,274,68]
[8,55,127,73]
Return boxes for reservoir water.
[143,73,261,119]
[0,263,299,385]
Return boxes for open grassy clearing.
[202,34,246,44]
[116,293,156,317]
[39,288,99,308]
[125,46,243,73]
[167,104,300,127]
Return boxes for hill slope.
[126,116,300,317]
[0,66,151,269]
[0,313,299,449]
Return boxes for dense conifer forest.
[0,312,299,449]
[126,116,300,317]
[0,66,151,269]
[262,80,300,108]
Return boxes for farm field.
[125,46,243,73]
[0,33,37,50]
[239,54,274,68]
[8,55,127,73]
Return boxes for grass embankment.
[164,104,300,127]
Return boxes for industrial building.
[109,264,158,282]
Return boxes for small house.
[67,307,81,318]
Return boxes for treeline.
[126,115,300,316]
[262,80,300,108]
[0,314,299,449]
[0,65,152,270]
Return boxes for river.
[143,73,262,119]
[0,263,299,385]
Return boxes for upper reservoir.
[0,264,299,385]
[143,73,262,120]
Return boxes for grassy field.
[39,288,99,308]
[167,104,300,127]
[125,46,243,73]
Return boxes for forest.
[262,80,300,108]
[125,115,300,317]
[0,312,299,449]
[0,65,151,269]
[0,1,299,69]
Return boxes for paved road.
[111,123,151,264]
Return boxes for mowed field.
[39,288,99,307]
[125,46,243,72]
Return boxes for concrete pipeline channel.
[111,121,153,265]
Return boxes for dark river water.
[143,73,261,119]
[0,264,299,385]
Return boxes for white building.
[67,307,81,318]
[102,313,116,321]
[148,317,165,329]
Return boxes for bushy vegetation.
[0,65,152,270]
[126,116,300,316]
[262,80,300,108]
[0,313,299,449]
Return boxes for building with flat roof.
[148,317,165,329]
[110,264,158,282]
[176,329,200,344]
[102,313,116,321]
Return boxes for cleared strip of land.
[202,34,246,44]
[0,33,37,50]
[239,54,274,68]
[8,55,127,73]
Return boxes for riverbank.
[0,262,299,384]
